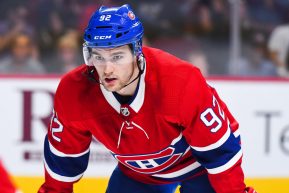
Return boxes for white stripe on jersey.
[190,125,230,152]
[206,149,243,174]
[129,63,146,112]
[152,161,201,178]
[171,133,183,145]
[233,128,241,138]
[48,140,90,157]
[183,146,191,155]
[44,159,84,182]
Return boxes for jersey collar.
[100,62,146,114]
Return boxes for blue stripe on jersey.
[190,132,241,170]
[44,136,89,177]
[173,135,191,153]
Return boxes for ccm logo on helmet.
[94,35,112,40]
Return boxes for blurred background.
[0,0,289,77]
[0,0,289,193]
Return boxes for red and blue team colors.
[38,47,246,193]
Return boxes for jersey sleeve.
[180,70,246,193]
[38,84,92,193]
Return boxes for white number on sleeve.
[50,111,63,142]
[200,108,222,133]
[99,15,111,21]
[212,95,225,120]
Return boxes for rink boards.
[0,76,288,193]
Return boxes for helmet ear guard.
[82,45,92,66]
[83,4,144,65]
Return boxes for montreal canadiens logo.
[114,147,182,174]
[128,11,135,20]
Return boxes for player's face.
[90,45,138,93]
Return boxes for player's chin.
[102,82,120,92]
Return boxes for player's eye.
[112,55,123,61]
[93,55,104,61]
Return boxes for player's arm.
[179,69,250,193]
[38,89,92,193]
[245,187,257,193]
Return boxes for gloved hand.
[245,187,257,193]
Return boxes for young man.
[38,4,256,193]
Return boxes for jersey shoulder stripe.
[44,159,84,182]
[44,136,89,182]
[191,131,242,173]
[48,137,90,157]
[207,149,242,174]
[190,124,231,151]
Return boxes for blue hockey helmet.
[83,4,144,56]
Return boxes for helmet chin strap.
[121,54,145,89]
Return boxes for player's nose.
[103,62,114,75]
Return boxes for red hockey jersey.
[0,160,18,193]
[39,47,246,193]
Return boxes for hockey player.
[38,4,257,193]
